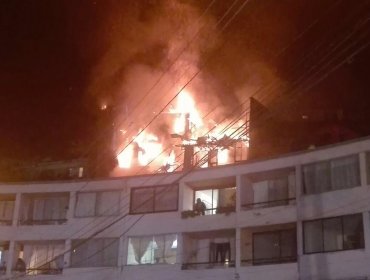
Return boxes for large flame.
[171,90,203,134]
[115,89,248,172]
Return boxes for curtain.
[268,178,288,205]
[303,161,330,194]
[164,235,177,264]
[153,235,165,263]
[33,199,45,221]
[331,156,360,190]
[304,220,323,253]
[253,181,269,204]
[323,218,343,251]
[0,201,14,221]
[75,193,96,217]
[96,192,120,216]
[130,237,152,264]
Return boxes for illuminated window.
[127,234,177,265]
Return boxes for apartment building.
[0,137,370,280]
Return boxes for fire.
[163,150,176,172]
[115,88,248,173]
[117,144,133,169]
[217,148,229,165]
[135,131,163,166]
[117,131,163,169]
[171,90,203,134]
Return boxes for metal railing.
[241,255,297,266]
[19,219,67,226]
[181,260,235,270]
[241,198,296,210]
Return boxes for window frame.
[74,190,121,218]
[303,213,364,254]
[129,185,179,214]
[193,186,236,214]
[126,233,178,265]
[70,238,119,268]
[302,154,360,195]
[252,228,297,265]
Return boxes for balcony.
[0,195,15,226]
[241,168,296,210]
[182,177,236,218]
[19,193,69,225]
[182,229,235,270]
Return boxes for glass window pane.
[219,188,235,208]
[303,162,330,194]
[71,239,118,267]
[280,229,296,259]
[102,239,119,266]
[253,232,280,263]
[252,181,269,203]
[131,188,154,214]
[75,193,96,217]
[331,155,360,190]
[343,214,364,249]
[323,218,343,251]
[164,234,177,264]
[154,186,178,212]
[96,191,120,216]
[304,220,323,253]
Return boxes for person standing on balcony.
[194,198,206,215]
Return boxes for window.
[194,187,235,215]
[127,234,177,265]
[75,191,120,217]
[0,196,15,225]
[303,213,364,254]
[253,229,297,265]
[71,239,118,267]
[303,155,360,194]
[242,170,295,209]
[20,194,69,225]
[23,242,64,275]
[130,185,178,214]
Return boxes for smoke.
[87,0,219,141]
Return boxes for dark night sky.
[0,0,369,161]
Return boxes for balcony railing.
[241,255,297,266]
[181,261,235,270]
[0,219,12,226]
[19,219,67,226]
[26,268,63,275]
[181,206,235,218]
[242,198,296,210]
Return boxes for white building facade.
[0,138,370,280]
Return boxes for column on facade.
[295,164,303,280]
[5,241,15,277]
[235,175,243,271]
[63,239,71,268]
[362,211,370,255]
